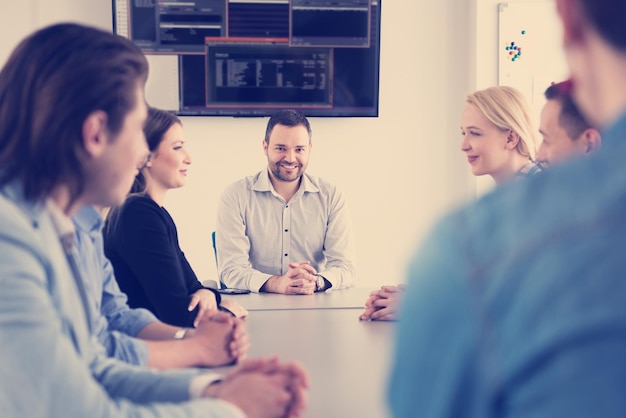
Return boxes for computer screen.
[113,0,381,117]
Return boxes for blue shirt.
[0,185,242,417]
[74,205,157,366]
[389,111,626,417]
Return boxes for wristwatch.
[315,274,326,292]
[174,328,189,340]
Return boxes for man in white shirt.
[216,109,356,294]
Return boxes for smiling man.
[216,109,356,294]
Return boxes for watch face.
[316,275,324,291]
[174,328,188,339]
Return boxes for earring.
[140,153,153,170]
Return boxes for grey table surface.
[223,286,379,312]
[215,294,396,418]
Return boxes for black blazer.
[104,194,220,327]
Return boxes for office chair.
[211,231,226,289]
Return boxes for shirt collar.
[73,205,103,236]
[47,199,76,245]
[252,169,320,195]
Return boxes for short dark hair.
[0,23,148,205]
[578,0,626,51]
[544,80,592,140]
[264,109,312,144]
[131,107,181,194]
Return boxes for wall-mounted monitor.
[113,0,381,117]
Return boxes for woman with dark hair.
[104,107,240,328]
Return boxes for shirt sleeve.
[315,187,356,290]
[99,329,150,366]
[100,255,158,337]
[216,185,273,292]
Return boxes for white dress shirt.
[216,169,356,292]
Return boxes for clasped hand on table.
[204,357,309,418]
[359,284,406,321]
[261,261,318,295]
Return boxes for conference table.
[220,287,396,418]
[236,286,378,311]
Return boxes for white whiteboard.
[498,1,568,107]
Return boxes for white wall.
[474,0,562,196]
[1,0,478,288]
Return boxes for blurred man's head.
[537,80,601,166]
[0,23,149,211]
[557,0,626,127]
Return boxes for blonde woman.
[460,85,543,185]
[361,86,542,322]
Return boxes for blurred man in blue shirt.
[390,0,626,417]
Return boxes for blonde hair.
[466,86,538,160]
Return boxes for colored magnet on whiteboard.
[521,30,526,35]
[504,41,523,62]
